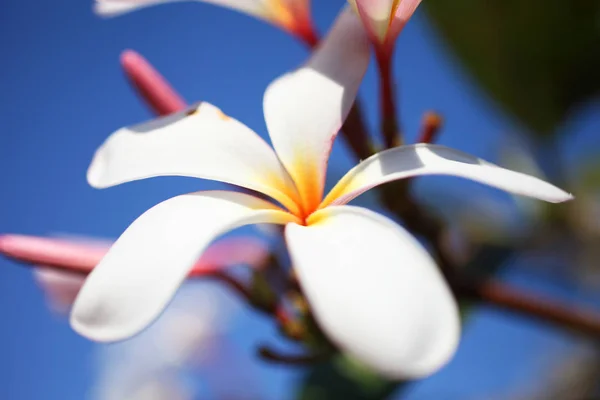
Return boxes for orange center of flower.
[265,0,297,31]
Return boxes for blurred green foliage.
[423,0,600,137]
[297,355,402,400]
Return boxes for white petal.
[286,206,459,378]
[349,0,396,41]
[88,102,301,214]
[95,0,268,20]
[323,144,574,207]
[71,191,298,342]
[263,7,370,213]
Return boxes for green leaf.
[423,0,600,138]
[296,354,405,400]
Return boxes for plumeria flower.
[348,0,422,55]
[71,8,572,378]
[95,0,317,45]
[0,234,269,312]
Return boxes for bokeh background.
[1,0,599,399]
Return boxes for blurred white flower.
[90,284,237,400]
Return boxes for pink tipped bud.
[120,50,187,116]
[0,235,108,274]
[351,0,423,55]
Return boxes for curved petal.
[0,234,270,315]
[88,102,301,214]
[322,144,574,207]
[286,206,460,378]
[71,191,298,342]
[95,0,268,20]
[263,7,370,213]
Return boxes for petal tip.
[543,187,575,203]
[0,235,12,254]
[120,49,141,67]
[86,153,108,189]
[0,234,28,256]
[93,1,132,17]
[376,298,461,379]
[69,305,132,343]
[558,192,575,203]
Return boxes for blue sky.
[1,0,598,399]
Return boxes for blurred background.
[0,0,599,398]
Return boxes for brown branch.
[203,270,277,315]
[417,111,443,144]
[258,345,331,365]
[342,99,376,160]
[456,279,600,339]
[378,171,600,339]
[376,49,401,148]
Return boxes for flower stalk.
[375,48,402,148]
[418,111,443,144]
[456,279,600,338]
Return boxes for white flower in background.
[71,8,572,379]
[95,0,314,42]
[90,284,236,400]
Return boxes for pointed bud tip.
[120,49,144,69]
[560,192,575,203]
[70,296,136,343]
[0,235,9,253]
[0,234,23,255]
[423,111,443,127]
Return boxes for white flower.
[71,8,573,379]
[94,0,312,38]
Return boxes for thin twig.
[376,49,401,148]
[417,111,443,144]
[258,345,331,365]
[342,99,376,160]
[456,279,600,338]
